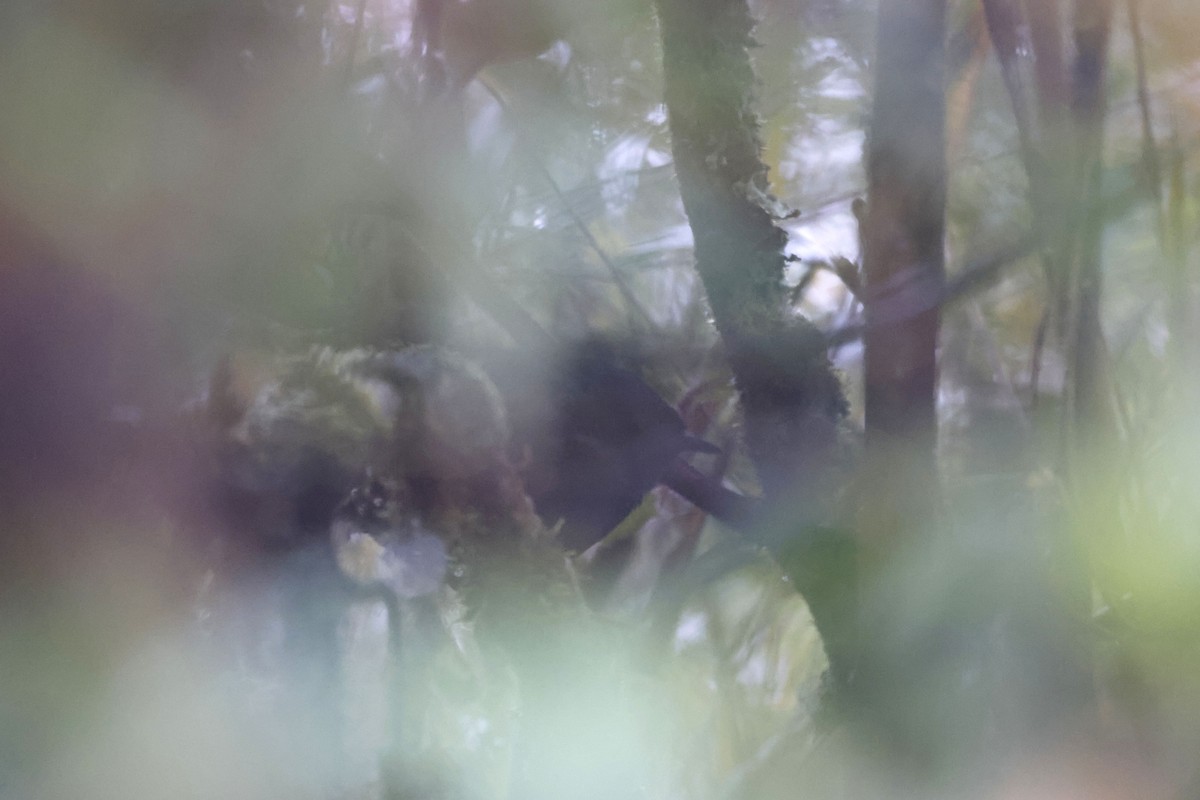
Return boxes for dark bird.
[484,341,744,552]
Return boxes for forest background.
[2,0,1200,798]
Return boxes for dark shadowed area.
[3,1,1200,799]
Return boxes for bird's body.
[484,342,715,552]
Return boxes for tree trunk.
[653,0,855,687]
[855,0,949,772]
[1063,0,1115,452]
[860,0,946,546]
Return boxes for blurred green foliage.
[3,1,1200,798]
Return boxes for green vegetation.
[2,1,1200,798]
